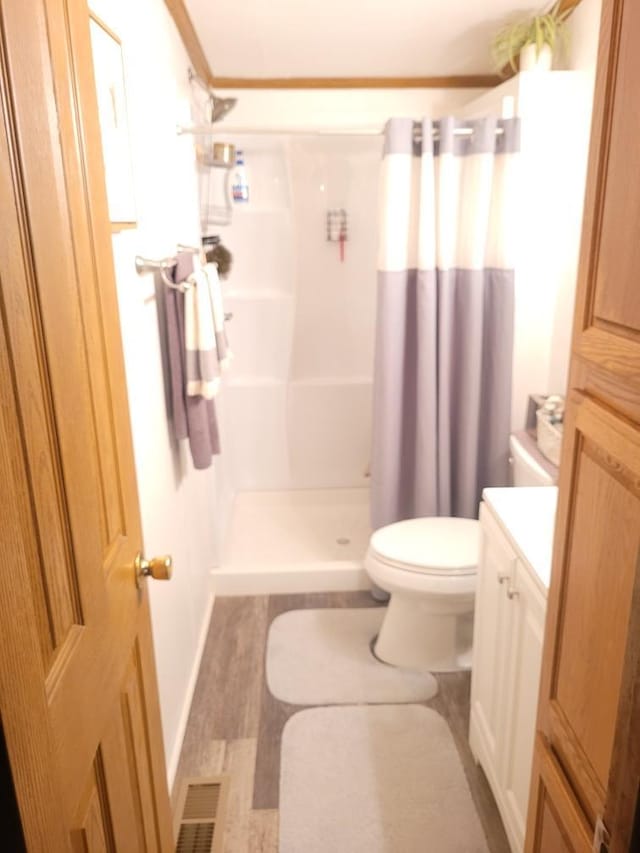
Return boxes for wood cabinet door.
[0,0,174,849]
[526,1,640,850]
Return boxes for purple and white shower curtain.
[371,116,520,529]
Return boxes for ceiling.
[184,0,547,79]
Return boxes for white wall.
[545,0,602,393]
[461,70,595,429]
[89,0,216,787]
[566,0,603,75]
[203,88,488,133]
[184,0,550,78]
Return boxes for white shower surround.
[206,132,381,593]
[214,133,380,496]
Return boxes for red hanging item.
[327,208,348,262]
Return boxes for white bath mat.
[266,608,438,705]
[280,704,489,853]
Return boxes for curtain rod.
[177,124,506,139]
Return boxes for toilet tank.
[509,433,556,486]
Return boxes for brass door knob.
[134,553,173,588]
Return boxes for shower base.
[213,488,372,595]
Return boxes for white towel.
[184,268,221,399]
[204,262,233,368]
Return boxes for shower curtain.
[371,116,520,529]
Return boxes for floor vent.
[174,776,229,853]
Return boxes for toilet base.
[374,593,474,672]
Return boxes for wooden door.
[0,0,174,849]
[525,1,640,851]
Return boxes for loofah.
[205,242,233,278]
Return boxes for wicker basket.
[536,410,563,466]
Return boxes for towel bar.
[134,249,233,305]
[135,245,200,291]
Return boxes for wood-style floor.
[173,592,511,852]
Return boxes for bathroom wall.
[89,0,216,786]
[460,70,595,430]
[207,87,488,132]
[565,0,603,75]
[545,0,602,396]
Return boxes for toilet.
[366,433,557,672]
[509,432,556,486]
[366,517,480,672]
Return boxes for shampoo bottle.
[232,149,249,203]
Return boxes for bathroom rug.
[279,704,488,852]
[266,607,438,704]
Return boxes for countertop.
[482,486,558,593]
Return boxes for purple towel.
[163,252,220,469]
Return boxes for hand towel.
[184,267,221,399]
[204,261,233,368]
[163,252,220,469]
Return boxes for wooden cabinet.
[470,502,547,853]
[526,2,640,851]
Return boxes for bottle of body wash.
[232,149,249,203]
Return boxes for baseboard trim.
[211,563,370,596]
[166,590,215,791]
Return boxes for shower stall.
[206,132,382,592]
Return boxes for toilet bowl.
[365,517,480,672]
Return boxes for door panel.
[121,644,163,852]
[0,0,173,848]
[529,737,592,853]
[538,801,571,853]
[547,395,640,822]
[72,757,114,853]
[0,37,82,667]
[573,0,640,395]
[591,0,640,333]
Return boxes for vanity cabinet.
[470,501,548,853]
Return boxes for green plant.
[492,2,571,72]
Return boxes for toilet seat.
[369,517,480,576]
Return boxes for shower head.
[209,93,237,123]
[187,69,237,124]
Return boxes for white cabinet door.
[470,505,548,853]
[469,504,517,787]
[499,559,546,852]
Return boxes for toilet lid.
[369,517,480,576]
